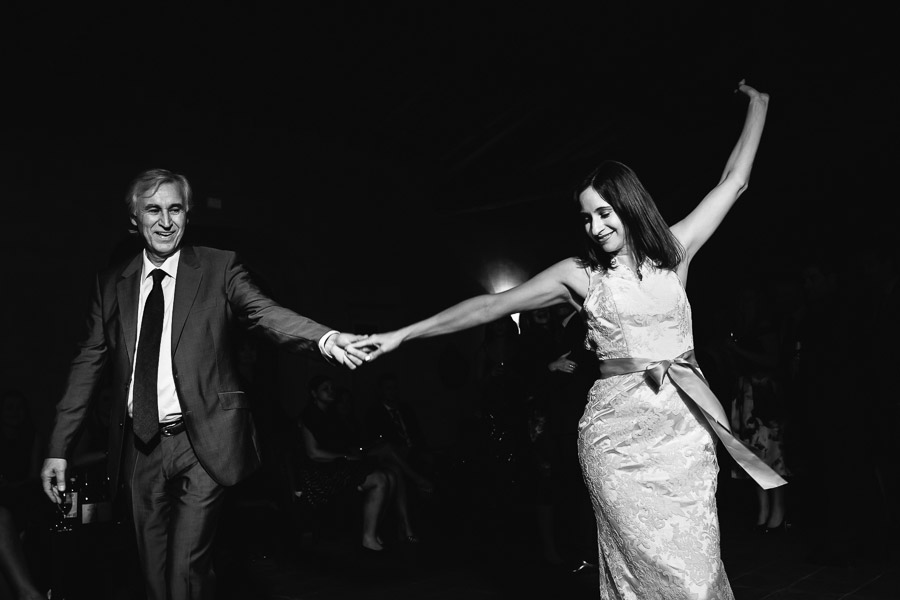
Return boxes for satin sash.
[598,350,787,490]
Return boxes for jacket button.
[118,421,124,428]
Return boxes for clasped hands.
[325,329,403,369]
[325,330,400,369]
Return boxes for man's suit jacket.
[48,245,331,496]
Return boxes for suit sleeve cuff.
[319,330,340,362]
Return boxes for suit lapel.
[117,253,144,366]
[172,246,202,355]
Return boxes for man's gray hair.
[125,168,192,217]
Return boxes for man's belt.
[159,418,185,437]
[598,349,787,490]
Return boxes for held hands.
[325,332,372,370]
[347,329,405,363]
[324,329,403,368]
[40,458,68,504]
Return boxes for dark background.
[3,3,897,442]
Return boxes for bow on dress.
[598,350,787,490]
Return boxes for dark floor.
[207,477,898,600]
[210,519,898,599]
[25,473,899,600]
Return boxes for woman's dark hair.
[574,161,684,271]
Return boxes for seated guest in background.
[364,373,435,495]
[341,383,425,540]
[297,375,419,549]
[332,384,367,448]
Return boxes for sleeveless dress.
[579,262,734,600]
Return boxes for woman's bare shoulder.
[547,256,591,301]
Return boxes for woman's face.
[312,380,336,405]
[579,187,629,256]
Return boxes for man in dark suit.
[40,169,367,600]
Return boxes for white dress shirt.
[127,250,182,424]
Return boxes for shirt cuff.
[319,330,340,362]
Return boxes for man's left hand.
[325,332,370,370]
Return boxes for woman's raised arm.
[671,81,770,268]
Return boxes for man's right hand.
[41,458,68,504]
[324,332,371,370]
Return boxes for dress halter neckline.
[608,255,643,281]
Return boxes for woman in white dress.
[355,81,785,599]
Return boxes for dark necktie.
[133,269,167,443]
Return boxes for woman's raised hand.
[736,79,769,103]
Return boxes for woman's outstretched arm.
[358,257,586,360]
[671,81,770,265]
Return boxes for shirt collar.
[141,249,181,281]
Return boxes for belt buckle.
[159,419,183,437]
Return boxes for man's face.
[131,183,188,266]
